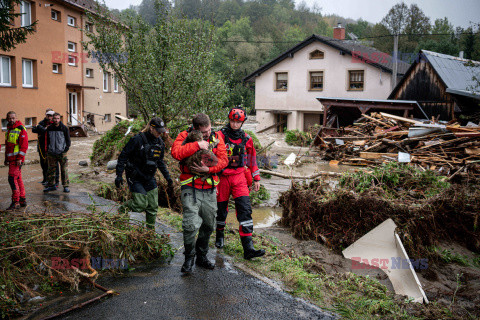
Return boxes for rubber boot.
[241,236,265,260]
[215,229,225,249]
[195,254,215,270]
[19,198,27,207]
[181,244,195,274]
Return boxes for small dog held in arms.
[181,130,218,179]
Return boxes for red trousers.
[8,163,26,202]
[216,172,253,237]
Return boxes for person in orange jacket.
[215,107,265,259]
[171,113,228,273]
[4,111,28,210]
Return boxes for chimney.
[334,23,345,40]
[459,51,464,59]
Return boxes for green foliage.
[90,120,145,165]
[84,5,230,131]
[250,185,270,207]
[0,0,37,51]
[285,129,312,146]
[340,162,450,198]
[244,129,261,151]
[431,247,480,268]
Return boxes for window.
[310,71,324,90]
[310,50,324,59]
[113,75,119,92]
[85,23,92,32]
[24,117,36,128]
[51,9,60,21]
[20,1,31,27]
[68,55,76,66]
[104,114,111,122]
[86,68,93,78]
[0,56,11,86]
[67,41,76,52]
[52,63,61,73]
[275,72,288,91]
[348,70,364,90]
[67,16,75,27]
[22,59,33,87]
[103,71,109,92]
[1,119,8,130]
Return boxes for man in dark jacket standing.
[115,117,173,229]
[44,113,71,193]
[32,109,59,186]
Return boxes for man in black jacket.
[115,117,173,229]
[32,109,59,186]
[44,113,71,193]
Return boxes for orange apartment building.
[0,0,127,144]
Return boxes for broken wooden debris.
[315,112,480,177]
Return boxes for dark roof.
[388,50,480,100]
[61,0,98,12]
[244,34,410,82]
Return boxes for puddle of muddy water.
[225,206,282,228]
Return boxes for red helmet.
[228,108,247,122]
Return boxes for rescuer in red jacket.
[215,107,265,260]
[4,111,28,210]
[171,113,228,273]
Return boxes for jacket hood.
[7,120,24,130]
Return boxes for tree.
[416,17,458,56]
[381,2,408,35]
[84,4,230,132]
[0,0,36,51]
[138,0,170,25]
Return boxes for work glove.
[64,147,69,153]
[115,175,124,188]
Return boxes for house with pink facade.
[244,27,410,132]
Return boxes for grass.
[431,247,480,268]
[157,208,183,232]
[340,162,450,198]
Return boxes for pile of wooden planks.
[316,112,480,178]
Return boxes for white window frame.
[103,71,109,92]
[85,23,92,32]
[20,1,31,27]
[24,117,35,128]
[68,55,76,66]
[67,16,75,27]
[0,56,12,86]
[1,119,8,130]
[113,75,119,92]
[51,9,58,21]
[22,59,33,88]
[67,41,76,52]
[86,68,93,78]
[104,114,111,122]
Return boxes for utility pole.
[391,34,399,90]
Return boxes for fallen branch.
[259,169,341,179]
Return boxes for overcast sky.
[104,0,480,28]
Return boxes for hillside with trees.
[106,0,479,114]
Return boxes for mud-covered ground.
[5,120,479,318]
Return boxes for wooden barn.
[389,50,480,122]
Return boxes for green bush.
[91,120,145,165]
[244,129,262,151]
[285,129,312,146]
